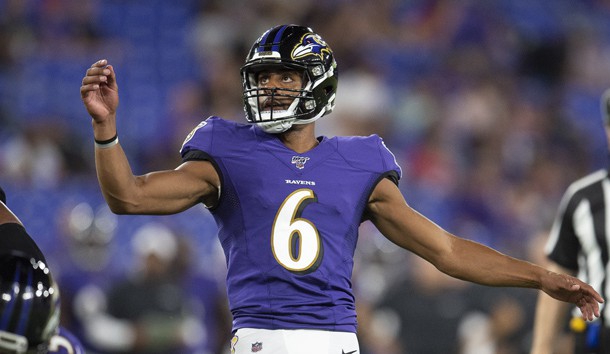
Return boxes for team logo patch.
[291,156,310,169]
[292,33,331,60]
[181,120,207,152]
[251,342,263,352]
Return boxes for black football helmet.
[241,24,338,133]
[0,252,60,354]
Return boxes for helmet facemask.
[243,65,313,132]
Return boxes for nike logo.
[342,350,357,354]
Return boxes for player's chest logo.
[291,156,310,169]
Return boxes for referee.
[531,89,610,354]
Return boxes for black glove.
[0,186,5,204]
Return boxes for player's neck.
[278,123,318,154]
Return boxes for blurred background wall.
[1,0,610,353]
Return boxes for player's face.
[256,70,303,112]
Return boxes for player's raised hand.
[80,59,119,123]
[541,271,604,321]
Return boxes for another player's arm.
[365,178,602,320]
[0,192,22,226]
[0,187,46,263]
[531,261,575,354]
[81,59,219,214]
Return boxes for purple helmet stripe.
[271,25,288,52]
[257,25,288,53]
[257,29,272,52]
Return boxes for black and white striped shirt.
[545,169,609,323]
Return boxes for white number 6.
[271,189,322,274]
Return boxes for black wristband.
[94,133,118,145]
[94,133,119,149]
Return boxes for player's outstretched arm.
[536,266,602,321]
[80,60,220,215]
[365,178,603,320]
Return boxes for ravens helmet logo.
[291,33,331,61]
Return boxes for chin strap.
[256,119,295,134]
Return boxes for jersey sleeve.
[336,134,402,184]
[377,136,402,185]
[180,116,256,163]
[180,116,218,160]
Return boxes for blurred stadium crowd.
[1,0,610,353]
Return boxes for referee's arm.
[531,261,575,354]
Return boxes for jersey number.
[271,189,322,274]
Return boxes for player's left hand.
[541,271,604,321]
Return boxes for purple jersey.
[48,327,84,354]
[180,117,401,333]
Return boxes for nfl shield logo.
[291,156,310,169]
[251,342,263,352]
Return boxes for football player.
[0,187,85,354]
[80,24,603,354]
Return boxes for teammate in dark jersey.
[0,187,85,354]
[531,89,610,354]
[81,24,603,353]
